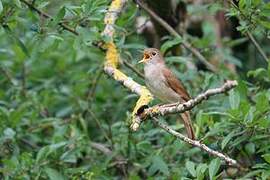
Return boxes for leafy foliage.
[0,0,269,179]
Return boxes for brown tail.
[180,111,195,140]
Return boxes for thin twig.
[86,66,104,101]
[122,59,144,79]
[0,66,15,85]
[134,0,218,73]
[20,0,79,35]
[132,80,238,129]
[246,31,269,62]
[152,117,239,166]
[88,109,112,144]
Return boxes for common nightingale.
[139,48,195,139]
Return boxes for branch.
[246,31,269,63]
[132,80,238,128]
[0,65,15,85]
[152,117,239,166]
[86,66,104,101]
[134,0,218,73]
[122,59,145,79]
[132,80,239,166]
[102,0,153,131]
[20,0,79,35]
[88,109,112,144]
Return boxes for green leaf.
[239,0,246,9]
[3,128,16,139]
[247,68,268,79]
[247,0,252,6]
[14,0,22,8]
[52,7,66,26]
[255,93,269,113]
[136,141,153,153]
[244,106,254,123]
[224,54,242,67]
[36,142,67,163]
[251,0,261,6]
[160,37,182,54]
[226,37,248,47]
[261,3,270,17]
[262,171,270,180]
[148,156,169,176]
[49,142,67,150]
[36,146,51,163]
[38,1,50,9]
[222,130,237,149]
[262,154,270,164]
[186,161,196,177]
[260,21,270,30]
[245,143,255,155]
[209,158,221,180]
[45,167,65,180]
[229,90,240,109]
[196,163,208,180]
[60,150,77,163]
[0,0,3,15]
[2,25,30,57]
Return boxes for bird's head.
[139,48,163,64]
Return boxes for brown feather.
[162,68,191,101]
[162,67,195,139]
[180,111,195,139]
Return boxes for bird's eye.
[152,52,156,56]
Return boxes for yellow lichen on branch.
[131,87,153,131]
[133,87,153,115]
[102,0,153,131]
[111,0,122,10]
[105,42,119,68]
[103,42,153,131]
[103,0,125,37]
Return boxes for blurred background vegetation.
[0,0,269,179]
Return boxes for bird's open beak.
[138,59,145,64]
[138,54,150,64]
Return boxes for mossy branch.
[102,0,153,131]
[135,80,238,122]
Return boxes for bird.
[139,48,195,139]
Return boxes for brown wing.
[180,111,195,139]
[162,68,191,101]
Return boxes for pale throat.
[144,62,181,103]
